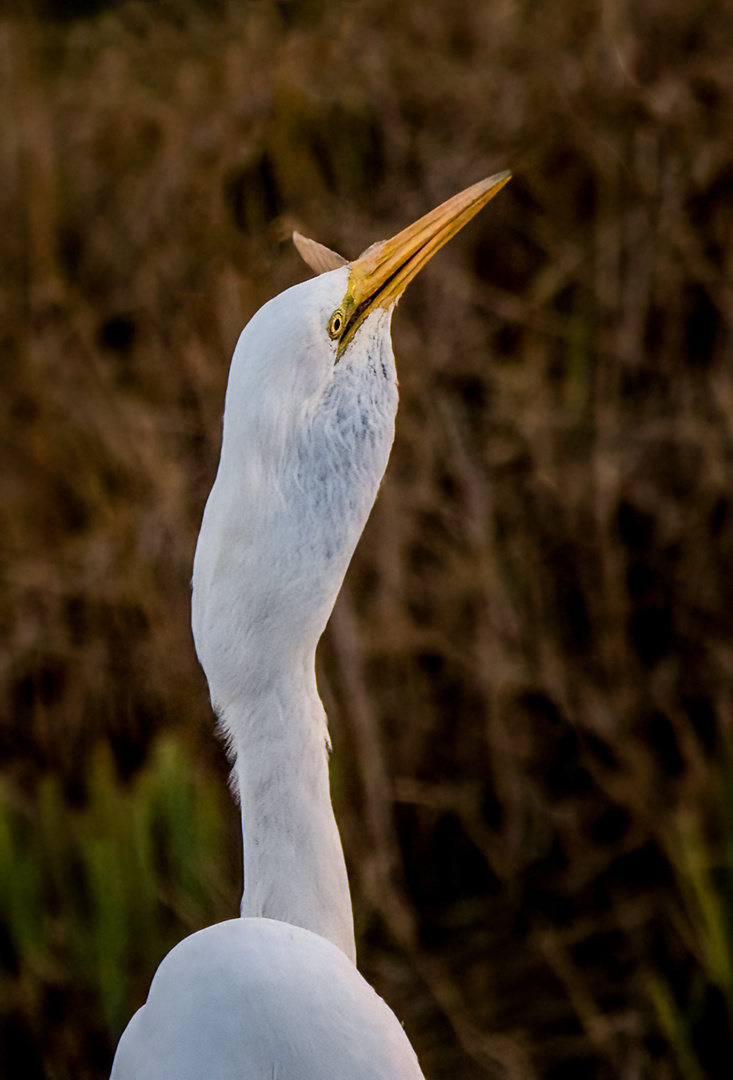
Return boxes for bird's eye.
[328,310,345,340]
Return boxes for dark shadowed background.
[2,1,733,1077]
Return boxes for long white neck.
[223,661,356,962]
[192,280,398,967]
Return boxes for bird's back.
[110,918,424,1080]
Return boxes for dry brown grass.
[2,0,733,1076]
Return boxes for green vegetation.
[0,740,237,1076]
[2,0,733,1076]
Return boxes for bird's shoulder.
[111,918,424,1080]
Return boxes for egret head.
[223,168,512,460]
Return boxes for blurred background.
[2,0,733,1076]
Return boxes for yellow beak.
[339,170,511,350]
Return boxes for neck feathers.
[221,665,356,962]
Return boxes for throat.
[221,665,356,963]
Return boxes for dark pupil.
[333,317,341,332]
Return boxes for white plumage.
[112,920,423,1079]
[110,172,510,1079]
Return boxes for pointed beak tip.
[482,169,512,192]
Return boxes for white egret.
[110,171,511,1079]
